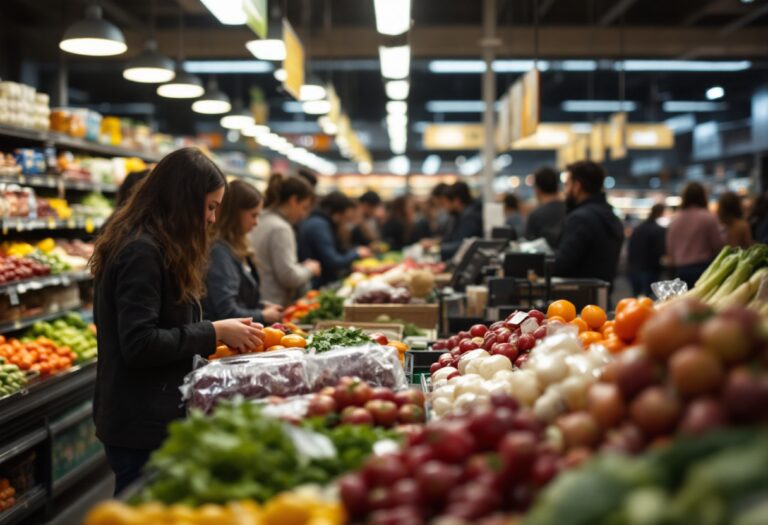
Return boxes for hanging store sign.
[590,123,606,162]
[521,69,540,139]
[244,0,268,39]
[626,124,674,149]
[282,19,304,100]
[609,112,627,160]
[423,124,484,150]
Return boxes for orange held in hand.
[262,327,286,349]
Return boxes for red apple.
[470,324,489,337]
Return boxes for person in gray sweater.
[250,174,321,305]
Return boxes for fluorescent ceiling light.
[283,101,303,113]
[299,84,327,102]
[243,124,270,137]
[422,155,441,175]
[374,0,411,36]
[428,60,543,74]
[388,156,410,175]
[220,112,255,130]
[561,60,598,71]
[561,100,637,112]
[664,114,696,134]
[386,114,408,128]
[192,83,231,114]
[620,60,751,72]
[706,86,725,100]
[385,80,410,100]
[246,39,286,61]
[318,116,338,135]
[379,45,411,79]
[59,5,127,57]
[391,141,407,155]
[183,61,272,74]
[426,100,488,113]
[157,70,205,99]
[663,101,728,112]
[274,68,287,82]
[302,100,331,115]
[200,0,246,25]
[359,161,373,175]
[386,100,408,115]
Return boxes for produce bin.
[404,349,445,385]
[344,304,438,330]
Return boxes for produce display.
[283,290,344,325]
[139,401,395,506]
[0,254,51,284]
[182,345,407,413]
[0,479,15,512]
[0,355,27,398]
[26,312,97,362]
[684,245,768,313]
[526,428,768,525]
[340,260,439,302]
[209,322,308,358]
[0,334,75,375]
[86,488,345,525]
[307,327,373,354]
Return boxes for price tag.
[16,283,27,294]
[85,218,95,233]
[61,276,71,286]
[8,288,19,306]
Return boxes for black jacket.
[202,240,263,323]
[525,200,566,248]
[381,217,414,251]
[298,210,358,288]
[628,220,666,274]
[554,193,625,283]
[93,233,217,450]
[441,200,484,261]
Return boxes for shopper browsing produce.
[203,180,281,324]
[437,181,484,261]
[525,166,567,248]
[627,203,667,296]
[381,195,417,251]
[89,147,265,494]
[351,189,384,246]
[250,174,320,306]
[299,191,372,288]
[717,191,753,249]
[555,161,624,284]
[666,182,725,288]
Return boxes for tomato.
[547,300,577,322]
[615,303,654,342]
[569,317,589,333]
[581,305,607,330]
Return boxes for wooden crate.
[343,303,439,330]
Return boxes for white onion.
[458,349,491,374]
[478,354,513,379]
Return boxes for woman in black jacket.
[203,180,282,324]
[90,148,264,494]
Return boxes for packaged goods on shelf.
[0,81,49,131]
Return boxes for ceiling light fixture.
[274,68,287,81]
[662,101,728,112]
[373,0,411,36]
[123,39,175,83]
[246,39,286,61]
[561,100,638,112]
[59,5,127,57]
[706,86,725,100]
[426,100,489,113]
[183,60,273,74]
[379,45,411,79]
[619,60,751,72]
[385,80,410,100]
[299,83,327,102]
[421,154,441,175]
[386,100,408,115]
[157,70,204,98]
[388,156,410,175]
[242,124,270,137]
[199,0,246,25]
[220,102,255,130]
[192,78,231,114]
[302,100,331,115]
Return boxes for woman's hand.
[356,246,373,259]
[262,304,283,324]
[303,259,322,277]
[213,318,265,352]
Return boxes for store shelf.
[0,428,46,466]
[0,485,46,525]
[0,361,96,429]
[0,217,106,233]
[52,450,106,498]
[0,271,92,297]
[0,124,163,163]
[0,174,118,194]
[49,402,93,437]
[0,306,89,335]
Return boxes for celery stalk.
[708,246,768,304]
[694,246,735,289]
[688,254,739,300]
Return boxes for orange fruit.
[581,305,607,330]
[616,298,636,314]
[599,320,616,336]
[547,300,577,322]
[262,327,285,348]
[280,334,307,349]
[569,317,589,333]
[547,315,567,324]
[267,345,286,352]
[615,303,654,342]
[602,335,625,354]
[578,330,603,348]
[637,297,654,309]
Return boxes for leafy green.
[140,401,394,506]
[302,290,344,324]
[306,326,371,353]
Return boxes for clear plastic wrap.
[181,345,407,413]
[651,278,688,301]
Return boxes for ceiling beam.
[720,3,768,36]
[98,0,145,29]
[538,0,557,18]
[599,0,638,26]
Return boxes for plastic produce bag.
[181,345,408,413]
[651,278,688,301]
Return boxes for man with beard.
[554,161,624,285]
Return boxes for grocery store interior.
[1,0,767,524]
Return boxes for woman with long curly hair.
[90,148,264,494]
